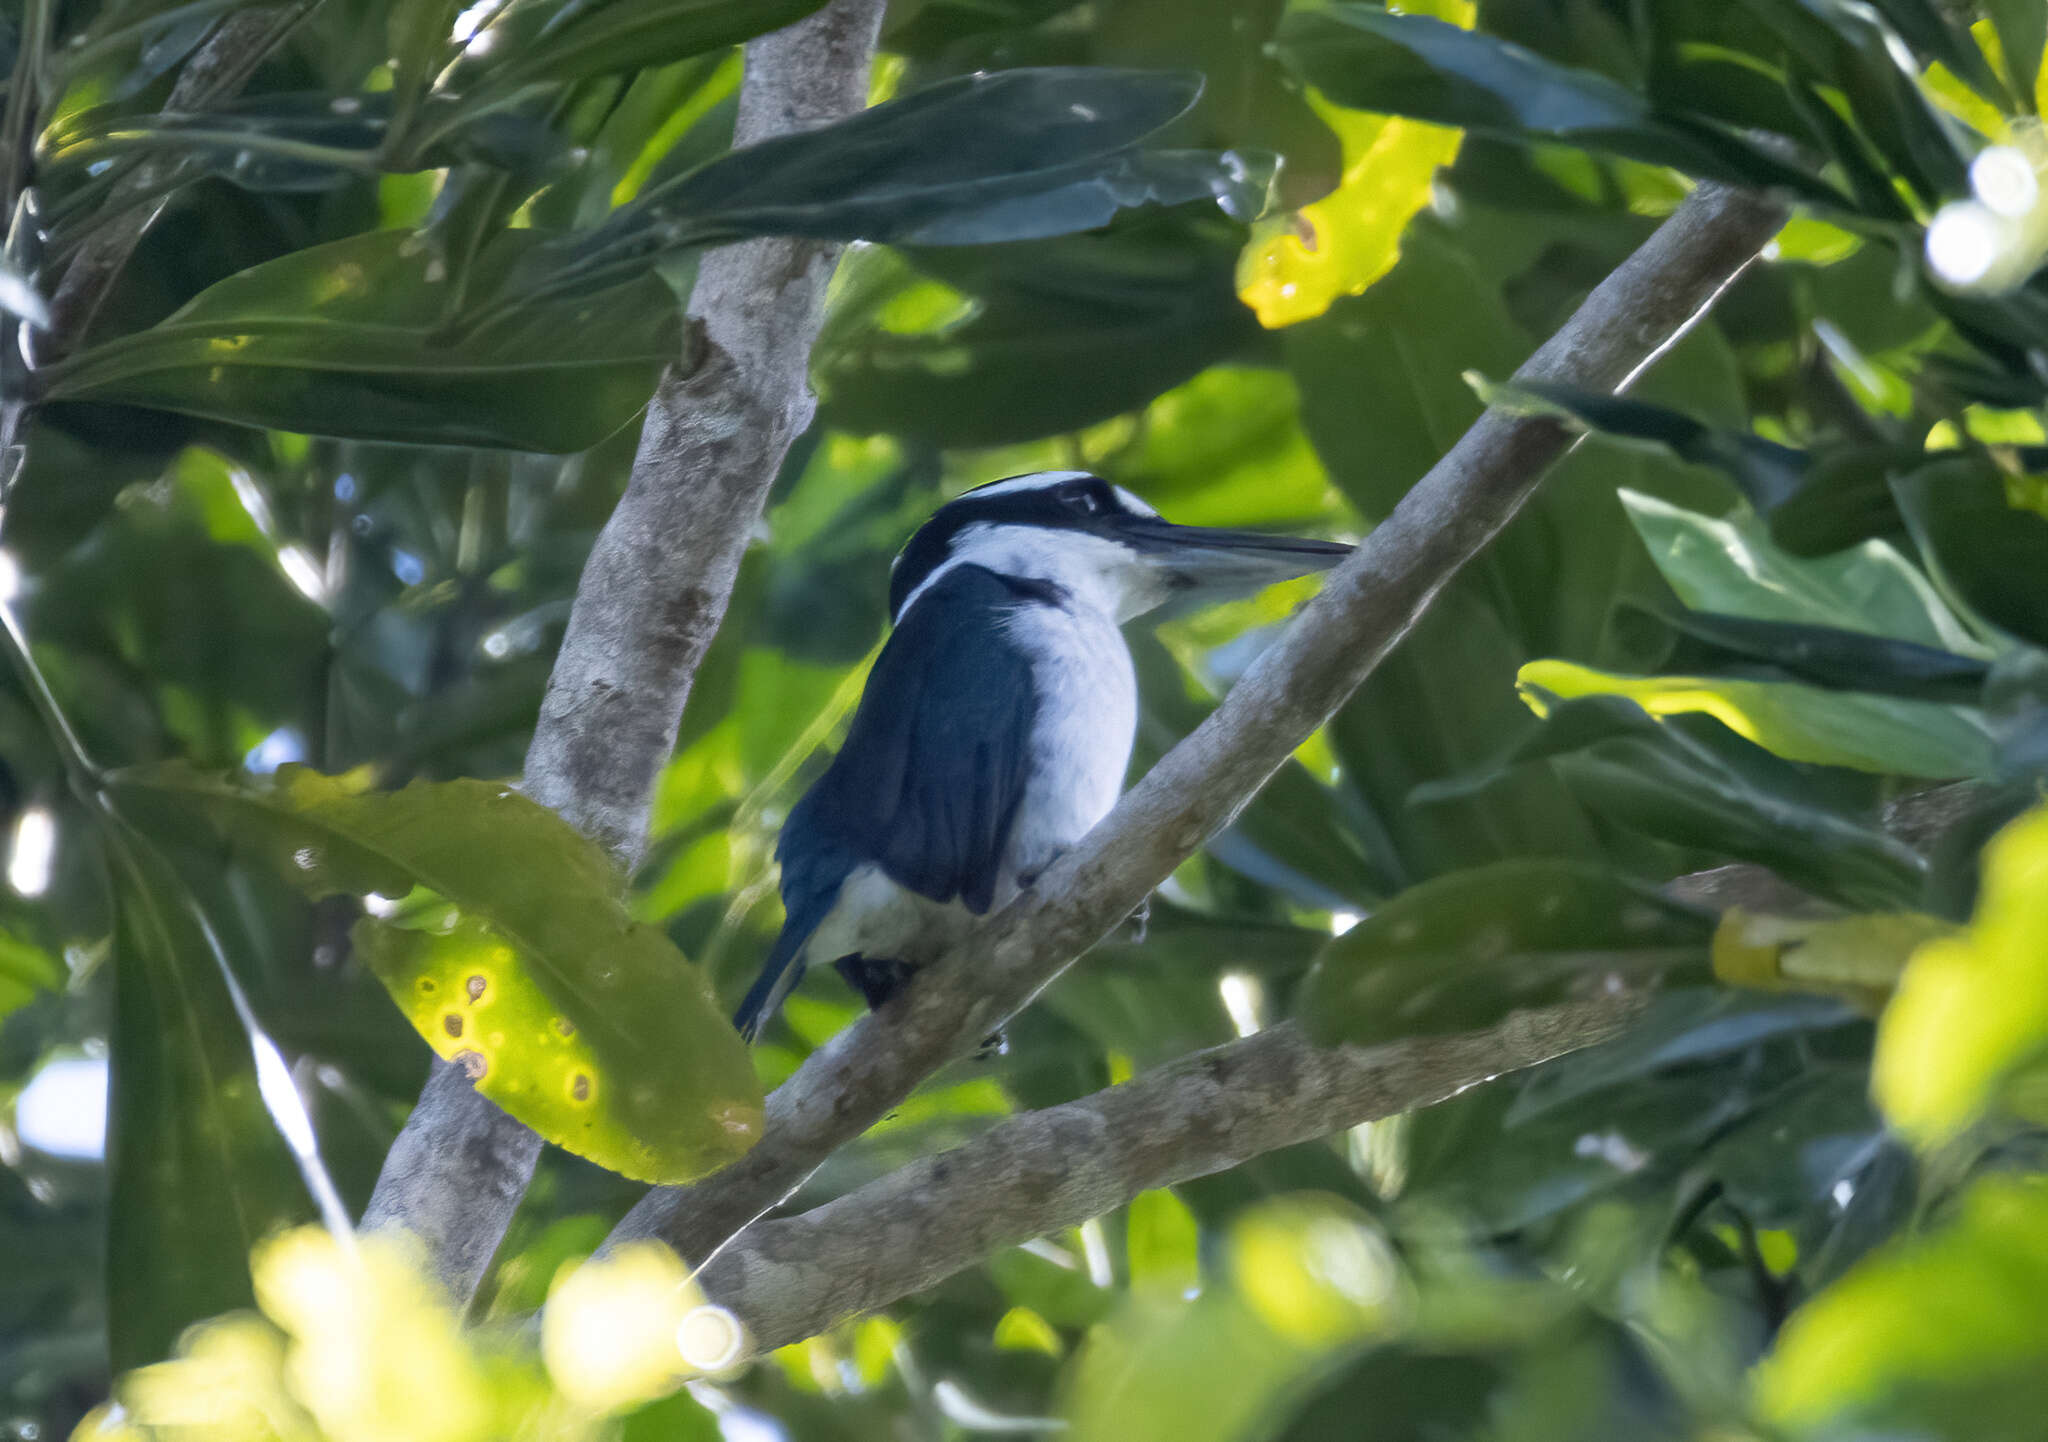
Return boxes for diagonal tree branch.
[361,0,887,1300]
[699,1001,1645,1352]
[610,179,1789,1265]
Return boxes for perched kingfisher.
[733,470,1351,1042]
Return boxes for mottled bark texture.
[362,0,887,1302]
[702,1004,1646,1352]
[611,181,1790,1270]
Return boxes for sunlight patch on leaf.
[1873,806,2048,1144]
[1236,0,1472,329]
[1518,659,1993,778]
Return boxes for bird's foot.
[835,954,916,1012]
[975,1030,1009,1061]
[1128,896,1152,943]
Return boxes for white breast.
[998,600,1137,896]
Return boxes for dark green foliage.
[3,0,2048,1439]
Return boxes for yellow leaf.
[994,1306,1064,1357]
[541,1241,748,1411]
[1712,907,1956,1013]
[254,1228,491,1442]
[1873,805,2048,1143]
[1235,0,1474,328]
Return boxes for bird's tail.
[732,884,834,1043]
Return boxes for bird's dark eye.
[1058,483,1105,517]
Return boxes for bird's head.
[889,471,1353,624]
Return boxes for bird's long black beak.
[1113,516,1354,599]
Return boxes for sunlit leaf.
[255,1228,493,1442]
[542,1242,745,1408]
[0,923,62,1020]
[1126,1188,1200,1297]
[1873,804,2048,1144]
[1238,0,1470,332]
[1756,1178,2048,1430]
[108,763,763,1183]
[1712,907,1958,1012]
[1518,658,1995,778]
[1299,859,1712,1048]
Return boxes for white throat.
[895,522,1169,624]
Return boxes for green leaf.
[103,836,313,1370]
[107,763,763,1184]
[0,924,62,1020]
[818,213,1259,448]
[1276,6,1842,204]
[1756,1178,2048,1432]
[1643,605,1991,706]
[1985,0,2047,105]
[44,229,681,451]
[1893,458,2048,651]
[1066,1198,1398,1442]
[1477,378,1812,511]
[1518,658,1995,778]
[1126,1188,1201,1297]
[518,68,1262,303]
[436,0,827,124]
[1298,860,1712,1048]
[1619,490,1990,657]
[1873,804,2048,1145]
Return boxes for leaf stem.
[0,599,105,792]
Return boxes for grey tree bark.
[609,180,1790,1269]
[360,0,888,1301]
[698,1002,1647,1352]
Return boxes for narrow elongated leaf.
[513,69,1258,303]
[104,837,312,1370]
[1299,860,1712,1048]
[44,229,680,450]
[1277,6,1843,204]
[108,763,763,1184]
[1518,658,1995,778]
[1643,605,1991,706]
[1478,378,1811,511]
[437,0,827,119]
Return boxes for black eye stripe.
[889,473,1126,617]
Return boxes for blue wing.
[733,566,1041,1040]
[797,564,1041,912]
